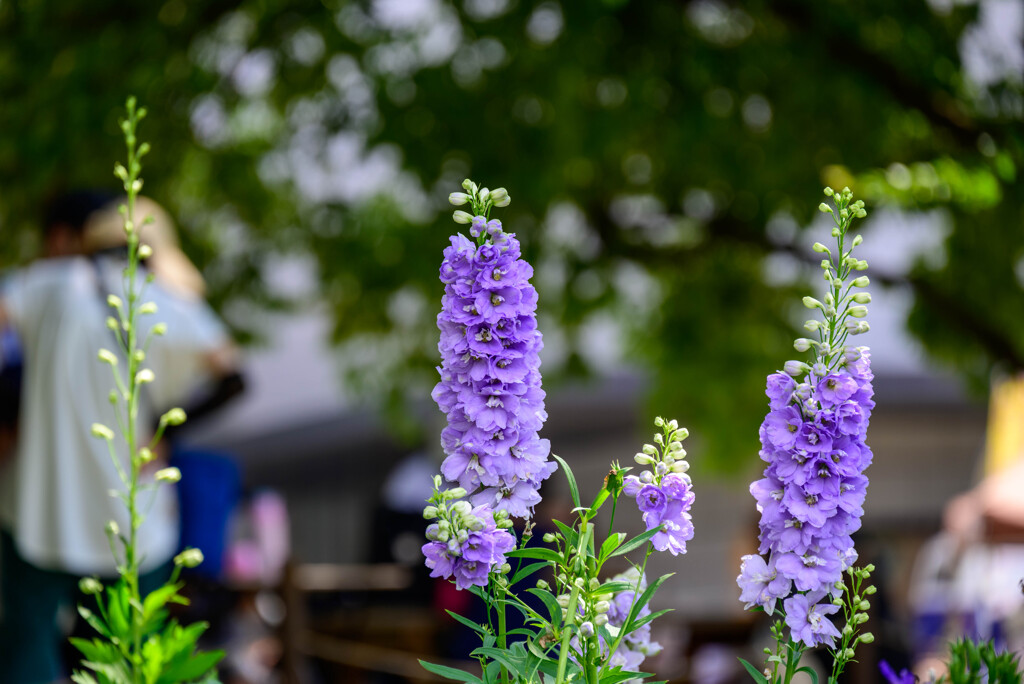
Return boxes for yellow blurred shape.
[985,374,1024,475]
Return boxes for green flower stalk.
[71,97,222,684]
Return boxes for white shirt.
[0,255,227,574]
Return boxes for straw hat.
[83,196,206,299]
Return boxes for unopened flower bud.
[594,614,608,626]
[588,578,600,591]
[852,234,863,246]
[802,296,823,310]
[91,423,115,440]
[595,601,610,613]
[461,178,477,193]
[489,188,510,207]
[452,501,472,516]
[174,548,204,568]
[858,600,870,611]
[851,292,871,304]
[536,579,549,590]
[579,621,595,638]
[854,613,869,624]
[851,276,870,288]
[854,259,869,271]
[823,187,834,196]
[155,467,181,483]
[448,487,468,499]
[452,210,473,224]
[108,391,118,405]
[107,294,123,309]
[543,532,556,543]
[849,306,868,318]
[136,369,155,384]
[138,244,153,259]
[859,632,875,644]
[863,585,877,595]
[812,242,830,254]
[784,360,809,377]
[138,301,157,315]
[673,427,689,441]
[642,444,657,456]
[106,317,119,331]
[819,203,833,214]
[671,460,690,473]
[499,563,511,574]
[97,349,118,365]
[79,577,104,595]
[423,506,439,519]
[843,648,855,659]
[639,471,654,484]
[448,192,471,206]
[793,338,812,352]
[162,408,187,426]
[106,520,120,536]
[634,453,654,465]
[138,447,155,463]
[556,595,570,609]
[654,416,665,427]
[843,624,853,636]
[152,322,167,336]
[804,319,822,332]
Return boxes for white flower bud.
[595,601,610,613]
[802,296,823,310]
[461,178,478,194]
[639,470,654,484]
[852,234,863,246]
[97,349,118,365]
[489,187,510,207]
[173,548,204,568]
[536,579,549,590]
[423,506,439,519]
[155,467,181,483]
[543,532,556,543]
[556,595,570,609]
[79,577,104,595]
[851,292,871,304]
[106,520,120,536]
[804,319,822,332]
[812,242,830,254]
[107,294,123,309]
[854,259,869,271]
[161,408,187,426]
[634,453,654,465]
[642,444,657,456]
[152,322,167,336]
[136,369,155,384]
[579,621,595,638]
[849,306,868,318]
[452,210,473,224]
[653,416,665,427]
[823,187,834,196]
[783,360,809,377]
[671,460,690,473]
[594,614,609,626]
[448,487,468,499]
[851,276,870,288]
[138,447,155,463]
[448,192,471,206]
[793,338,812,352]
[138,301,157,315]
[859,632,875,644]
[451,501,472,516]
[138,244,153,260]
[106,317,119,331]
[818,203,833,214]
[91,423,115,440]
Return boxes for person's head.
[42,190,116,258]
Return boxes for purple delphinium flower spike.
[738,187,875,648]
[432,182,554,518]
[623,418,695,555]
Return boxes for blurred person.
[0,193,240,683]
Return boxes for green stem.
[497,596,509,684]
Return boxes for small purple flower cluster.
[422,497,516,590]
[623,419,695,556]
[738,347,874,647]
[432,219,554,518]
[604,569,663,671]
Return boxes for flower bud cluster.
[431,179,554,518]
[568,568,663,672]
[421,476,515,590]
[739,188,874,648]
[623,417,695,555]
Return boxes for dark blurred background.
[2,0,1023,682]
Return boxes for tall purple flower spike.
[432,182,555,518]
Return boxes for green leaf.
[445,610,487,635]
[69,638,120,665]
[510,561,549,586]
[71,671,100,684]
[591,580,634,596]
[159,650,223,682]
[598,533,626,561]
[599,670,653,684]
[795,666,818,684]
[77,605,112,639]
[142,583,182,619]
[418,660,484,684]
[620,573,673,637]
[525,588,563,625]
[507,547,563,564]
[610,526,662,557]
[552,519,578,548]
[738,657,770,684]
[628,607,673,631]
[552,454,580,509]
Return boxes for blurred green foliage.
[1,0,1022,472]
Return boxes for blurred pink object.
[225,490,291,585]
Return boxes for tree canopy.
[2,0,1021,471]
